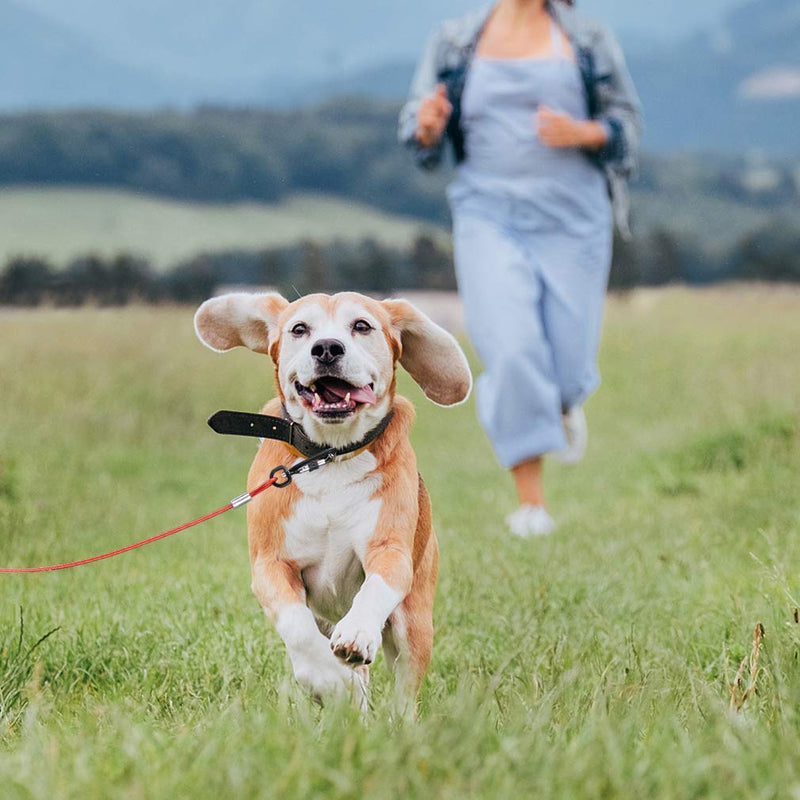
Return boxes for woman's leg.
[452,208,567,471]
[511,457,545,506]
[507,455,555,536]
[536,227,613,411]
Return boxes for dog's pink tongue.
[349,384,376,405]
[319,378,376,405]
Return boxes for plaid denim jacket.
[398,2,643,236]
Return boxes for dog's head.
[194,291,472,448]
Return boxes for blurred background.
[0,0,798,306]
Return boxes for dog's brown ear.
[382,299,472,407]
[194,292,289,355]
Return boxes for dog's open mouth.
[295,376,377,419]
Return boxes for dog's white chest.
[283,452,382,621]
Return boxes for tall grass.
[1,286,800,798]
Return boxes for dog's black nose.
[311,338,345,365]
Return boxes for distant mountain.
[628,0,800,152]
[12,0,480,103]
[0,0,192,108]
[280,0,800,155]
[3,0,798,154]
[265,62,416,110]
[13,0,743,104]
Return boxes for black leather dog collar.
[207,409,394,459]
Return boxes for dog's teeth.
[345,393,351,404]
[310,384,316,392]
[314,393,321,406]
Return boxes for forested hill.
[1,102,798,224]
[1,100,800,298]
[0,102,447,222]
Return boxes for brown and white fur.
[194,291,472,710]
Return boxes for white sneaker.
[552,406,587,465]
[506,505,557,538]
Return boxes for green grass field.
[0,187,446,268]
[1,286,800,799]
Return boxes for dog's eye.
[291,322,309,337]
[353,319,373,334]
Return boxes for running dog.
[194,292,471,709]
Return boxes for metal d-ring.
[268,465,293,488]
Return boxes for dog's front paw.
[330,613,382,666]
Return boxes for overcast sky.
[19,0,745,42]
[12,0,748,83]
[582,0,741,39]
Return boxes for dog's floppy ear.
[382,299,472,407]
[194,292,289,355]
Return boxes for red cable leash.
[0,475,281,574]
[0,437,336,575]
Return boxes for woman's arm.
[589,23,643,176]
[398,27,449,170]
[537,22,642,175]
[537,106,609,150]
[417,85,453,149]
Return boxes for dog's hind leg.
[381,623,400,669]
[383,606,432,718]
[383,531,438,716]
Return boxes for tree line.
[0,235,455,307]
[2,223,799,307]
[609,223,800,289]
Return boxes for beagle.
[194,292,472,709]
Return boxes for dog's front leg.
[251,555,366,707]
[330,544,412,667]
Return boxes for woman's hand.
[416,84,452,148]
[537,106,608,151]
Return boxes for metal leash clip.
[269,448,338,488]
